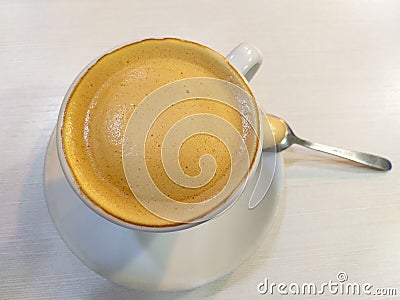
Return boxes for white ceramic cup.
[56,38,270,233]
[46,39,283,291]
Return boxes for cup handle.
[226,43,263,81]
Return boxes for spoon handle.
[292,136,392,171]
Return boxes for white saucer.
[44,130,284,291]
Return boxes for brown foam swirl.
[122,78,260,223]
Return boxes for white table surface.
[1,1,399,299]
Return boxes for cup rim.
[56,37,262,233]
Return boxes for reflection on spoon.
[263,114,392,171]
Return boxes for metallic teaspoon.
[262,114,392,171]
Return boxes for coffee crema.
[61,38,259,227]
